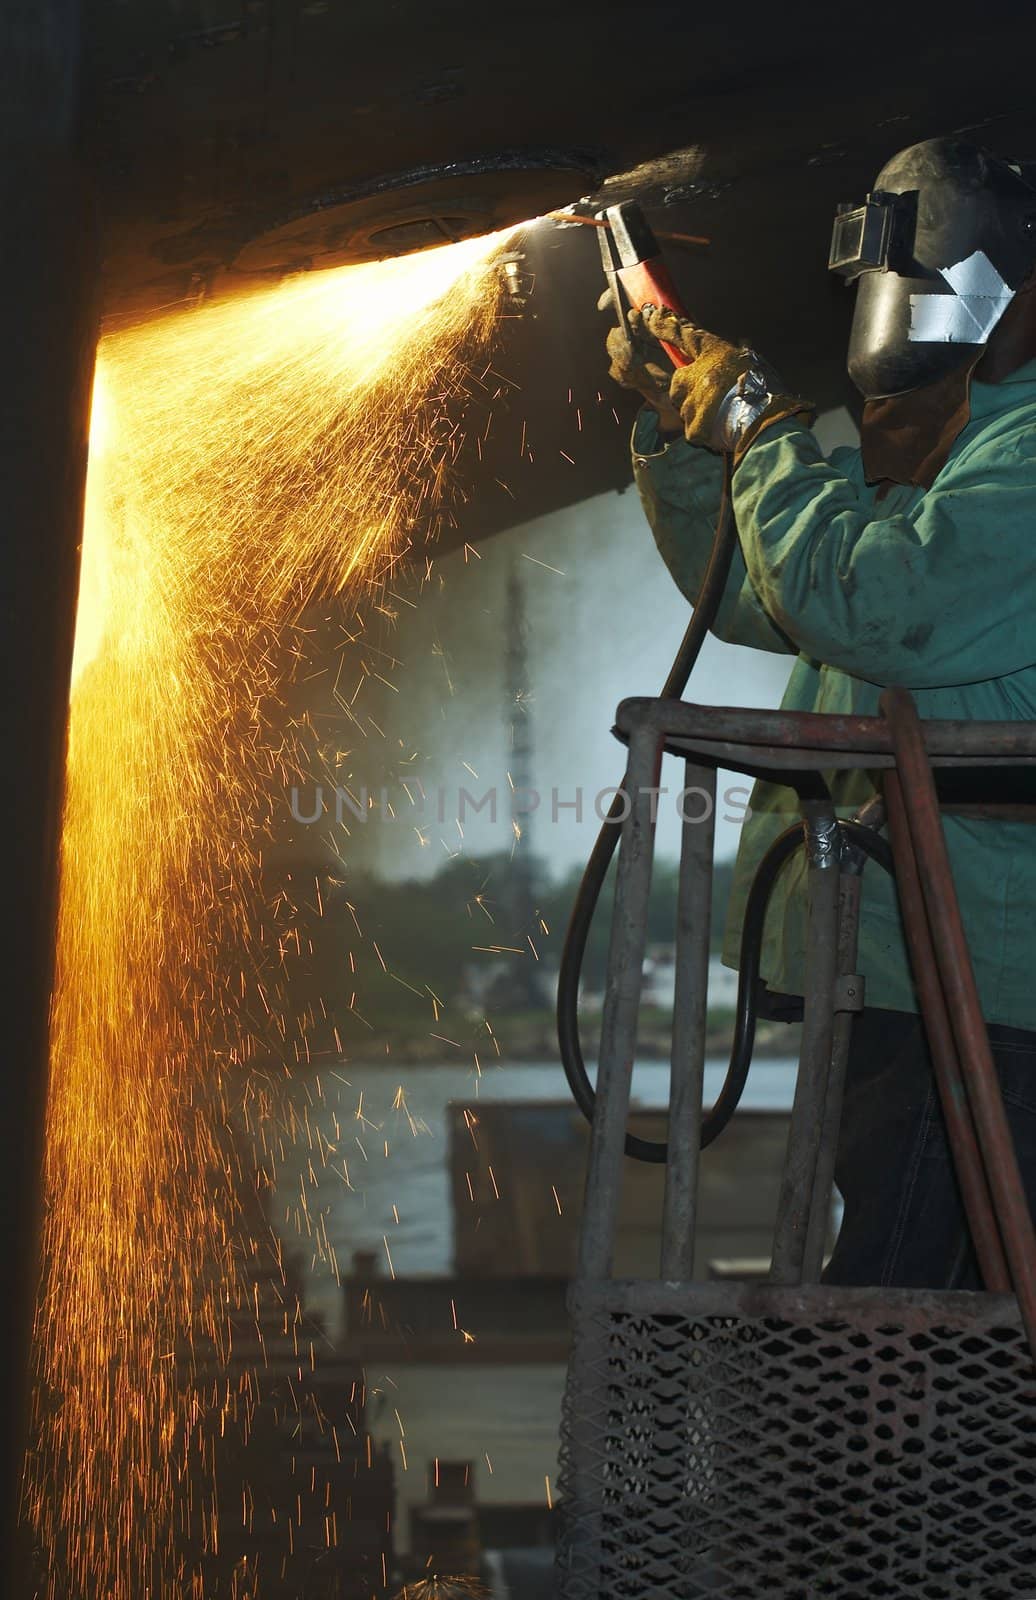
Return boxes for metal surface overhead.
[77,5,1036,541]
[88,7,1036,319]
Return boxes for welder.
[606,137,1036,1289]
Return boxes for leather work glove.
[602,300,682,434]
[639,304,815,461]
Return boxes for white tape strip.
[908,249,1014,343]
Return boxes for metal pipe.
[660,761,715,1280]
[881,688,1036,1350]
[770,803,841,1286]
[1,7,96,1589]
[801,855,864,1283]
[577,725,662,1279]
[884,770,1010,1292]
[615,697,1036,763]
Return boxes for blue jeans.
[823,1007,1036,1289]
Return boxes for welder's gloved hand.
[640,304,816,461]
[602,302,682,434]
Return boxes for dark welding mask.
[830,138,1036,399]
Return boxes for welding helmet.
[829,138,1036,398]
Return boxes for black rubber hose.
[556,454,736,1162]
[559,686,896,1161]
[699,818,891,1148]
[700,818,894,1150]
[700,823,804,1150]
[840,820,894,878]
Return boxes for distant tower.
[505,563,548,1007]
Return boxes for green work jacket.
[631,361,1036,1029]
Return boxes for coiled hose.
[556,453,736,1162]
[555,448,892,1162]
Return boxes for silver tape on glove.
[710,355,774,453]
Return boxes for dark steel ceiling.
[86,3,1036,542]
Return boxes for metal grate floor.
[556,1281,1036,1599]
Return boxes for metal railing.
[556,690,1036,1600]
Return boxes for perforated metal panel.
[556,1281,1036,1599]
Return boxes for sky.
[298,407,859,882]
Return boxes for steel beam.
[1,5,96,1590]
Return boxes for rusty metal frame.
[558,1278,1034,1600]
[768,799,841,1285]
[883,769,1010,1291]
[880,687,1036,1343]
[581,696,1036,1283]
[562,692,1036,1600]
[660,760,715,1280]
[567,1273,1024,1326]
[613,696,1036,770]
[580,692,1036,1299]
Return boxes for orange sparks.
[31,225,517,1598]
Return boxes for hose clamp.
[804,811,841,871]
